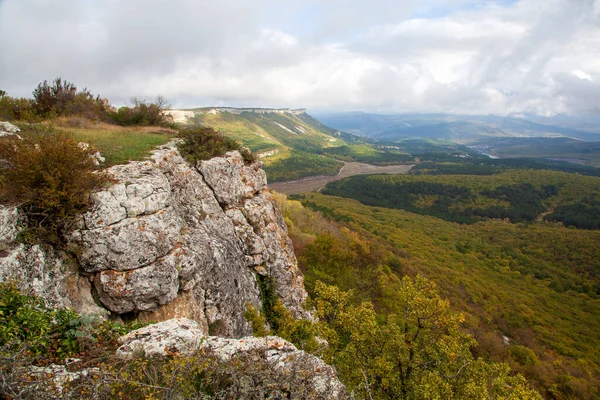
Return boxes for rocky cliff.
[0,141,308,337]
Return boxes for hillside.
[283,191,600,398]
[168,107,346,181]
[168,108,482,182]
[322,169,600,228]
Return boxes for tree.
[32,77,78,116]
[109,96,172,126]
[312,277,541,399]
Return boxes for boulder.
[0,243,107,316]
[71,143,308,336]
[1,142,309,337]
[116,318,347,399]
[116,318,205,359]
[0,121,22,139]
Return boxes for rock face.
[0,206,106,316]
[117,318,346,399]
[68,143,308,336]
[117,318,205,359]
[0,139,308,337]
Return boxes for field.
[52,118,175,166]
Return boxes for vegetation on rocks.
[177,126,256,164]
[280,191,600,398]
[0,125,113,243]
[0,284,339,400]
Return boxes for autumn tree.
[312,277,541,399]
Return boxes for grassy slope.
[290,191,600,397]
[52,119,175,166]
[188,110,345,182]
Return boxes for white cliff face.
[68,143,308,336]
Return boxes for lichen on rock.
[116,318,347,399]
[68,143,309,336]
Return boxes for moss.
[256,273,280,331]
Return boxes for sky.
[0,0,599,115]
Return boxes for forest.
[321,170,600,229]
[279,191,600,399]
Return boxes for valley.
[269,161,414,194]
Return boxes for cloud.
[0,0,599,115]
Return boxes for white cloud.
[0,0,599,115]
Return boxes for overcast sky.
[1,0,599,115]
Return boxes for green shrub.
[107,96,172,127]
[0,282,79,358]
[25,77,109,121]
[177,126,256,164]
[0,126,113,243]
[0,94,35,121]
[247,273,320,353]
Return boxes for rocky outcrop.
[0,139,308,337]
[67,143,307,336]
[117,318,206,359]
[0,206,106,315]
[0,121,21,139]
[117,318,346,399]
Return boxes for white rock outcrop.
[69,143,308,336]
[116,318,346,399]
[0,140,308,337]
[0,121,21,139]
[116,318,205,359]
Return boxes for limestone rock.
[0,244,107,316]
[77,142,105,165]
[28,364,100,395]
[137,290,209,333]
[2,141,308,336]
[116,319,346,399]
[0,206,21,243]
[93,253,180,313]
[71,143,308,336]
[202,335,346,398]
[197,150,267,206]
[77,208,181,273]
[116,318,205,359]
[0,121,22,139]
[241,192,309,318]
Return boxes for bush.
[32,78,76,117]
[107,96,172,127]
[30,78,110,120]
[0,126,112,243]
[0,282,80,358]
[0,94,35,121]
[177,126,256,164]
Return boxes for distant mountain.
[168,108,485,181]
[314,112,600,142]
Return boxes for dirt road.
[269,162,414,195]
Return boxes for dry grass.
[48,116,176,166]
